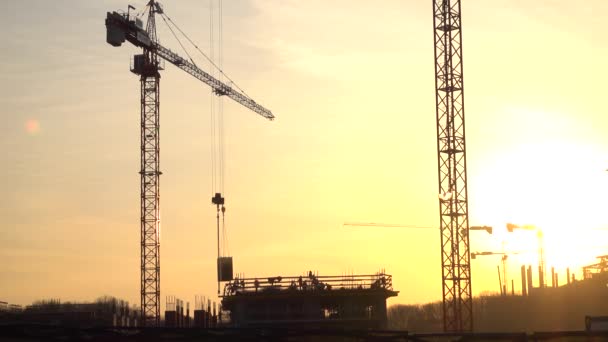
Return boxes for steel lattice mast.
[138,1,161,326]
[432,0,472,332]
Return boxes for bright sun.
[470,138,608,281]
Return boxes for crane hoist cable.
[156,1,232,292]
[208,0,229,294]
[156,8,221,197]
[219,0,225,194]
[208,0,217,202]
[217,0,229,276]
[218,0,229,260]
[209,0,226,199]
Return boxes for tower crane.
[105,1,274,326]
[506,223,546,287]
[432,0,472,332]
[471,251,521,296]
[343,222,492,234]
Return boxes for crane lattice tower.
[137,2,162,326]
[432,0,473,332]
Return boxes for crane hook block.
[212,192,225,205]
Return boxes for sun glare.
[471,136,608,280]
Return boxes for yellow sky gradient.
[0,0,606,310]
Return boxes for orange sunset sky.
[0,0,606,310]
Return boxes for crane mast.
[105,0,273,326]
[138,1,162,327]
[432,0,472,332]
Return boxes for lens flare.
[25,119,40,135]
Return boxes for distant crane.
[105,1,274,326]
[343,222,435,229]
[432,0,471,332]
[343,222,492,234]
[471,250,522,296]
[506,223,545,287]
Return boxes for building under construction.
[220,271,398,329]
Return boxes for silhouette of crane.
[506,223,546,288]
[471,250,522,296]
[432,0,472,331]
[105,1,273,326]
[343,222,492,234]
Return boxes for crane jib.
[105,11,274,121]
[155,44,274,120]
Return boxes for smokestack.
[555,273,559,287]
[567,268,571,285]
[498,265,503,295]
[521,265,527,296]
[551,267,555,288]
[527,265,533,294]
[539,265,544,288]
[511,279,515,296]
